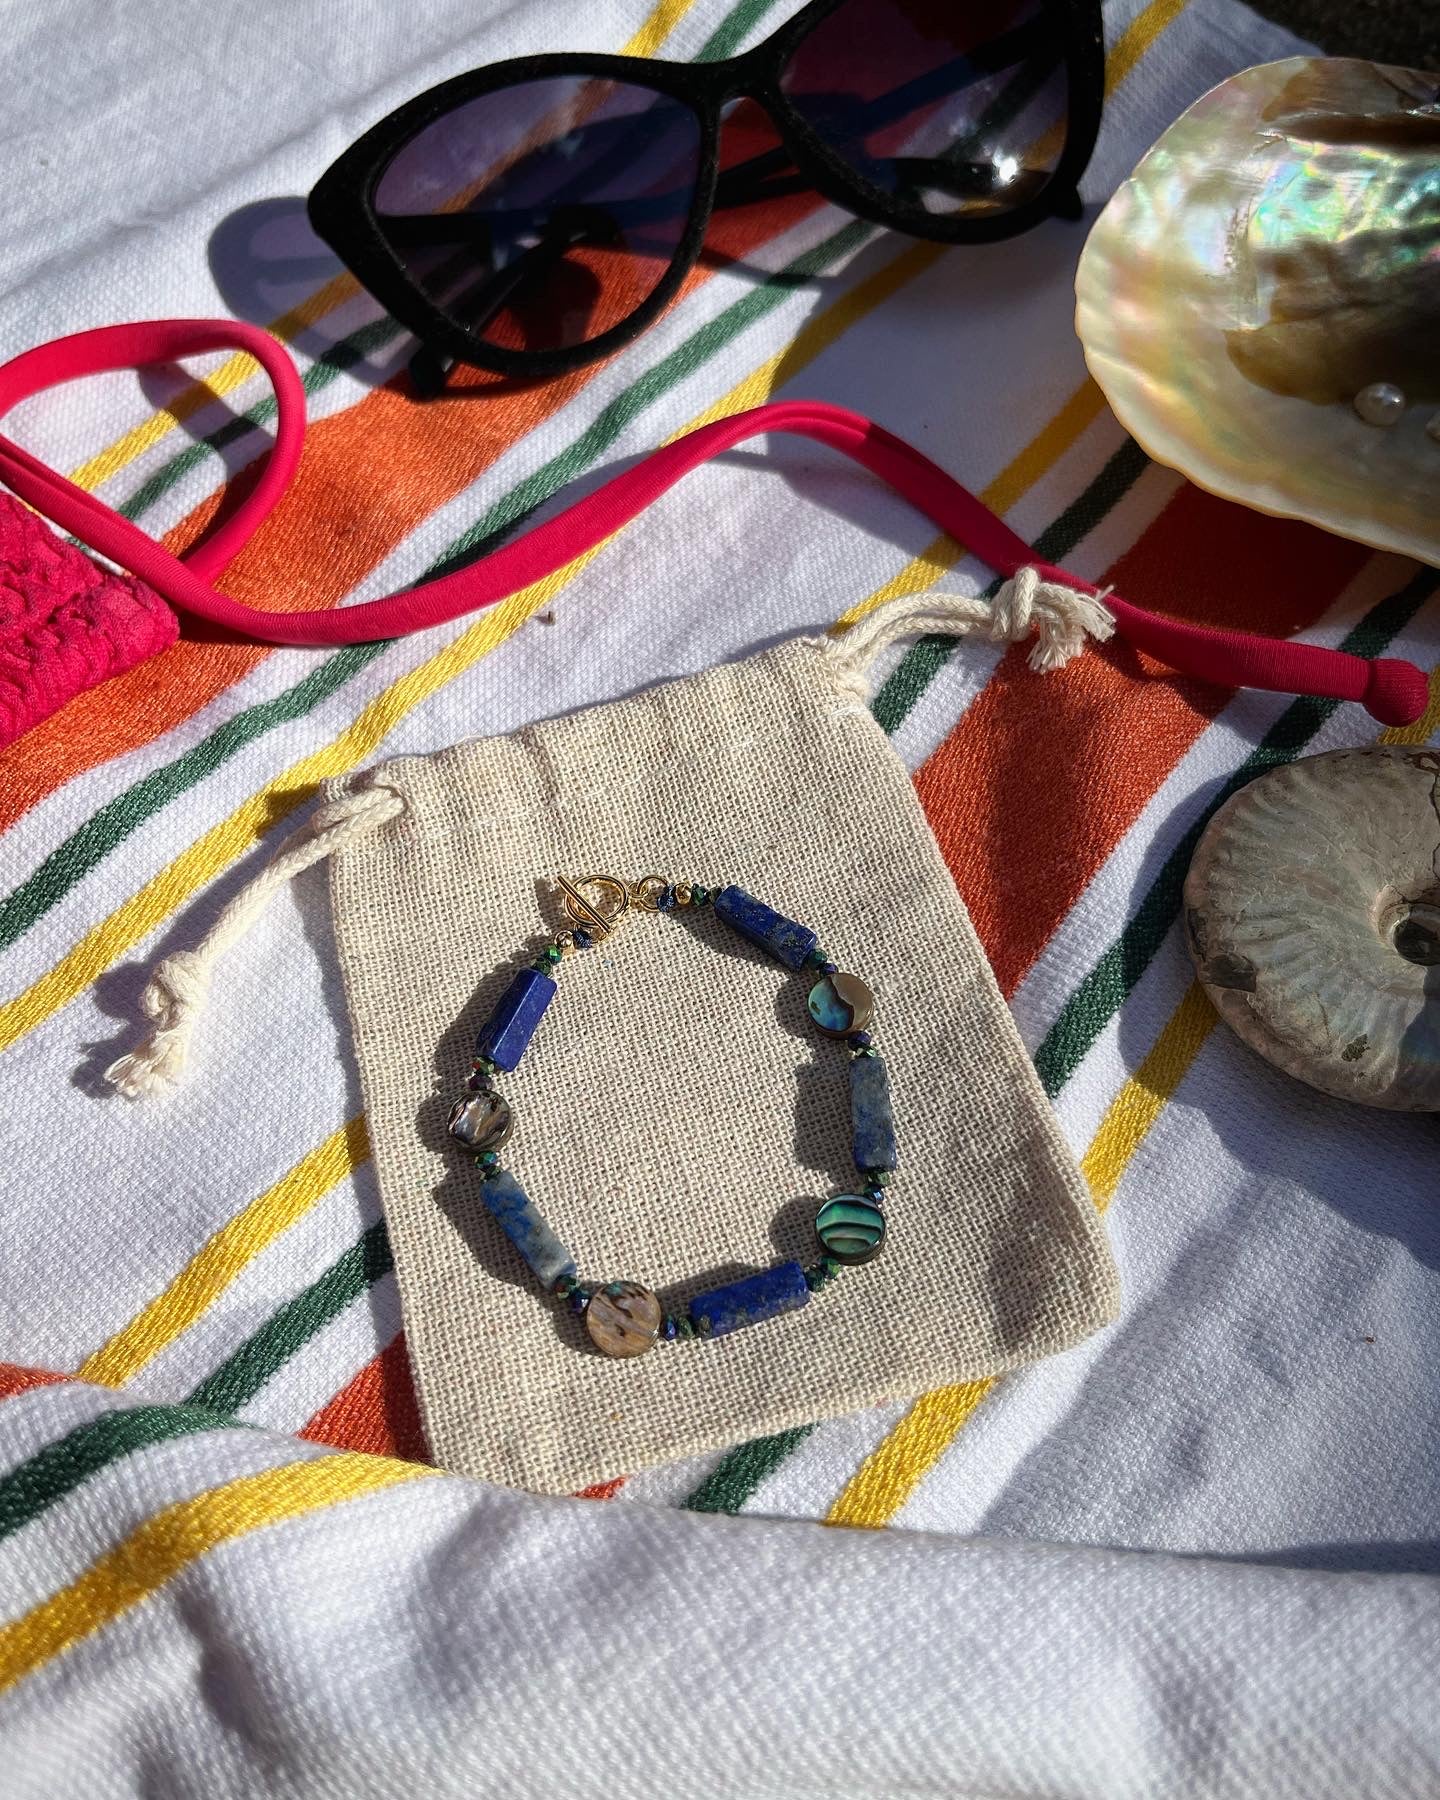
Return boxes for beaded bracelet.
[446,874,897,1359]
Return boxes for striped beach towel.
[1,0,1437,1790]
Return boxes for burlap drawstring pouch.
[109,581,1120,1494]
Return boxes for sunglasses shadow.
[206,196,846,397]
[207,198,409,388]
[154,196,966,594]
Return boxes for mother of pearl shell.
[815,1194,886,1265]
[1184,746,1440,1110]
[1076,57,1440,568]
[585,1282,662,1358]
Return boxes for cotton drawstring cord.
[827,571,1115,699]
[105,578,1107,1100]
[106,782,405,1100]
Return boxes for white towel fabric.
[1,0,1438,1792]
[3,1378,1438,1799]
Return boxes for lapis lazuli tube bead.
[474,968,556,1073]
[713,886,818,971]
[689,1261,810,1337]
[850,1053,898,1172]
[479,1170,576,1289]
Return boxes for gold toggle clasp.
[557,874,631,939]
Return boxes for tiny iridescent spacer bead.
[657,885,677,911]
[543,944,563,966]
[661,1315,679,1340]
[568,1286,593,1314]
[866,1169,894,1187]
[821,960,838,977]
[865,1185,885,1204]
[691,885,711,906]
[848,1031,873,1050]
[474,1149,500,1171]
[571,927,593,950]
[553,1273,578,1297]
[806,946,830,970]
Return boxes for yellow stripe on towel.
[78,1117,370,1388]
[0,1453,432,1694]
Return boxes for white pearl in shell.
[1353,382,1406,427]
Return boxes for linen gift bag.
[111,584,1119,1493]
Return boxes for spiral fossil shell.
[1076,57,1440,567]
[1184,747,1440,1111]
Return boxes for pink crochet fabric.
[0,491,177,750]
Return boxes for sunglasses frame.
[308,0,1105,379]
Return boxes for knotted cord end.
[103,780,405,1100]
[991,567,1115,674]
[825,569,1114,698]
[105,949,212,1099]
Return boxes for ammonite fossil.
[1185,746,1440,1111]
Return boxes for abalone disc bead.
[447,1093,513,1153]
[713,886,819,971]
[689,1261,810,1337]
[850,1052,898,1172]
[807,971,875,1037]
[479,1170,576,1289]
[474,968,556,1073]
[586,1282,662,1358]
[815,1195,886,1265]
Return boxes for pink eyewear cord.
[0,317,1426,725]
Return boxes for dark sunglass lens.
[372,76,703,354]
[779,0,1069,217]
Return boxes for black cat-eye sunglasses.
[308,0,1104,384]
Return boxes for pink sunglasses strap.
[0,320,307,585]
[0,318,1426,726]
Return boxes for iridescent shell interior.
[1076,58,1440,566]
